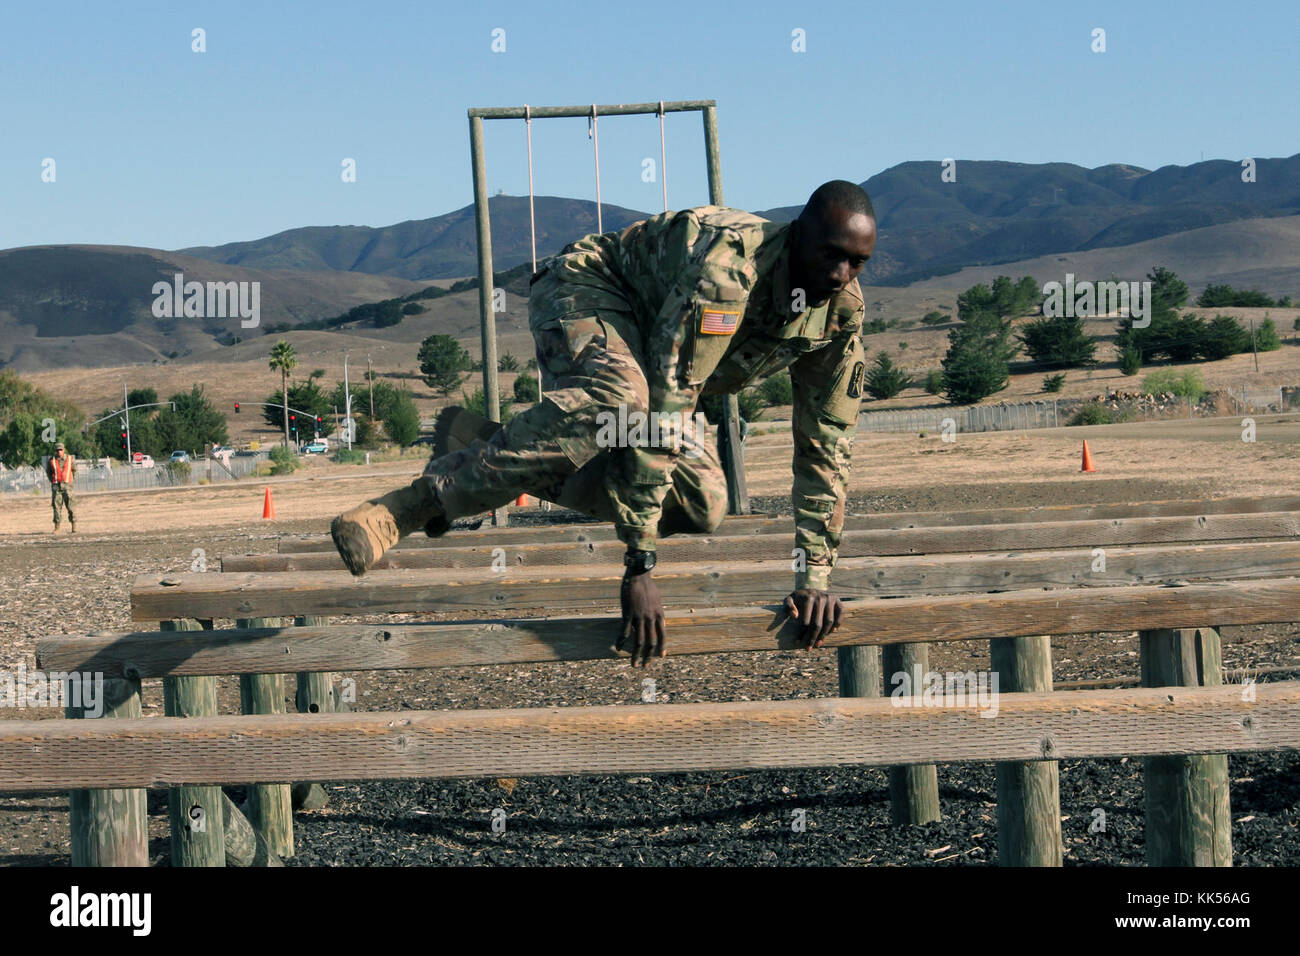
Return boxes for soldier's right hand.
[618,570,666,666]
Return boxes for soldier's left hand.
[783,588,844,648]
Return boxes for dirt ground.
[1,418,1298,865]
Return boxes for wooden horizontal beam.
[468,100,715,120]
[176,540,1300,620]
[241,512,1300,574]
[277,495,1300,553]
[72,579,1300,677]
[2,683,1296,792]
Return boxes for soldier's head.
[55,443,66,456]
[789,180,877,306]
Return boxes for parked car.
[130,453,155,468]
[169,450,191,463]
[301,440,329,455]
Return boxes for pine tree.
[864,352,913,400]
[940,310,1018,404]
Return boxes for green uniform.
[423,205,865,590]
[47,455,76,528]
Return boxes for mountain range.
[2,154,1298,371]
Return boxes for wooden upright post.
[990,635,1062,865]
[469,111,507,527]
[161,618,226,866]
[880,642,941,824]
[293,615,334,811]
[1140,627,1232,866]
[68,660,147,866]
[701,104,748,515]
[236,617,294,859]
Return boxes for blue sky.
[2,0,1295,251]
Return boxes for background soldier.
[46,442,76,533]
[332,180,877,662]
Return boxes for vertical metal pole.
[123,381,132,461]
[702,105,748,515]
[469,112,506,525]
[343,351,352,450]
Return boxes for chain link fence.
[0,451,271,496]
[856,400,1063,435]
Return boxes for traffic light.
[289,414,297,436]
[120,431,128,451]
[234,402,240,414]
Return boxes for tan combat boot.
[331,479,444,576]
[70,520,76,533]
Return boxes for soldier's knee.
[699,482,728,532]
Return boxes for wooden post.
[161,618,226,866]
[68,661,147,866]
[469,111,506,527]
[236,617,294,859]
[837,645,881,698]
[222,792,283,867]
[880,642,941,824]
[292,615,333,811]
[701,104,747,516]
[1140,627,1232,866]
[990,635,1062,865]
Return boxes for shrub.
[1069,402,1119,426]
[1256,317,1281,351]
[1119,346,1143,375]
[759,371,793,406]
[737,389,766,421]
[513,374,540,404]
[923,369,944,395]
[333,448,367,464]
[1042,373,1066,393]
[1141,368,1206,401]
[268,445,299,475]
[499,352,521,372]
[461,387,515,425]
[921,311,949,326]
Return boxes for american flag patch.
[699,308,740,335]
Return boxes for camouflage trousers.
[421,291,727,536]
[51,483,74,527]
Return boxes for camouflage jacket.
[534,206,866,590]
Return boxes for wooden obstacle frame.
[21,494,1300,866]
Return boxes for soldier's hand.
[619,570,666,666]
[783,588,844,648]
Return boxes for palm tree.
[268,340,298,448]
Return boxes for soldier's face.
[791,205,876,305]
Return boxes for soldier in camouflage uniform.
[47,442,77,533]
[332,180,877,662]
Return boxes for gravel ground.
[1,484,1297,866]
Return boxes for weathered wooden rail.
[27,494,1300,867]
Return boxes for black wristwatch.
[623,549,657,574]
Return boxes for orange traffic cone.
[1081,441,1097,473]
[263,487,276,518]
[515,493,529,507]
